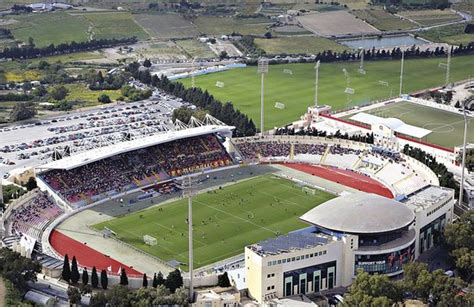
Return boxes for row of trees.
[345,263,472,306]
[402,144,459,196]
[125,62,257,136]
[244,43,474,65]
[0,37,137,60]
[274,126,375,144]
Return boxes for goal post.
[215,81,225,88]
[275,102,285,109]
[143,235,157,246]
[283,69,293,75]
[302,186,316,195]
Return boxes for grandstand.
[37,125,234,207]
[232,135,438,197]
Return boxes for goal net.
[215,81,225,88]
[302,186,316,195]
[283,69,293,75]
[275,102,285,109]
[143,235,157,246]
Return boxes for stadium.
[1,108,455,300]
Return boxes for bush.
[97,94,112,104]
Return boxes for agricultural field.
[93,175,334,269]
[4,70,42,82]
[133,14,199,39]
[4,12,90,47]
[254,36,348,55]
[30,51,106,64]
[297,11,380,37]
[193,16,272,36]
[77,12,149,41]
[420,23,474,45]
[63,83,122,106]
[181,55,474,130]
[343,100,474,148]
[175,39,215,59]
[134,41,186,61]
[351,9,417,31]
[399,9,463,26]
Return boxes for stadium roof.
[300,192,415,234]
[39,125,234,171]
[251,232,328,256]
[349,112,431,139]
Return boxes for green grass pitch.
[180,55,474,130]
[93,175,334,269]
[344,100,474,148]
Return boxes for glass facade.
[283,261,337,297]
[419,213,446,254]
[354,242,415,275]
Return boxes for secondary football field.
[344,100,474,148]
[180,55,474,130]
[93,175,334,269]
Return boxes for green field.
[79,12,149,40]
[351,9,416,31]
[420,24,474,45]
[64,83,122,105]
[93,175,333,269]
[182,55,474,130]
[175,39,215,59]
[134,14,199,39]
[344,100,474,148]
[254,36,348,55]
[5,12,90,47]
[193,16,272,35]
[399,9,463,26]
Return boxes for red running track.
[50,229,141,276]
[282,163,394,199]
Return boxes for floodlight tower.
[359,48,364,72]
[445,48,451,86]
[399,50,405,96]
[179,175,200,303]
[258,58,269,136]
[314,60,320,108]
[191,58,197,89]
[459,102,468,208]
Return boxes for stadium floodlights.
[345,88,355,94]
[283,69,293,75]
[378,80,389,87]
[275,102,285,109]
[215,81,225,88]
[143,234,158,246]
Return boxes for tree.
[264,31,272,39]
[0,248,41,293]
[152,273,158,288]
[217,272,231,287]
[106,285,130,306]
[156,271,165,286]
[22,81,32,93]
[25,177,37,191]
[165,269,183,293]
[9,102,36,122]
[50,85,69,101]
[82,268,89,286]
[70,256,80,284]
[100,269,108,290]
[91,267,98,288]
[67,286,82,305]
[62,254,71,283]
[90,291,107,307]
[219,51,228,60]
[32,85,47,97]
[97,93,111,104]
[143,58,152,68]
[120,268,128,286]
[143,273,148,288]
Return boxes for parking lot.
[0,90,187,176]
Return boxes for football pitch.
[93,175,334,269]
[345,100,474,148]
[180,55,474,130]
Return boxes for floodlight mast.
[399,50,404,96]
[446,48,451,86]
[459,103,468,208]
[258,58,269,136]
[314,60,320,108]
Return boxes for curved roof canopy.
[300,192,415,234]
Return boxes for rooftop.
[300,192,415,234]
[249,232,329,256]
[349,112,431,139]
[402,185,453,211]
[38,125,233,171]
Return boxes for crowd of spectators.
[9,191,63,239]
[294,143,327,155]
[236,141,291,160]
[40,134,231,204]
[329,144,362,156]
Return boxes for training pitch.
[181,55,474,130]
[93,175,334,269]
[345,100,474,148]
